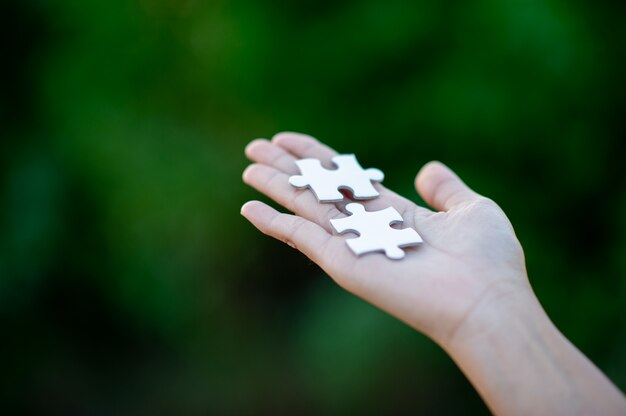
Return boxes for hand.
[241,132,533,348]
[242,132,626,415]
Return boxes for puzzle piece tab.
[330,203,422,260]
[289,154,384,202]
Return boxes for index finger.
[271,132,431,217]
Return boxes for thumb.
[415,161,481,211]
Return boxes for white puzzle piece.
[289,154,384,202]
[330,203,423,260]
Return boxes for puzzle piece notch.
[330,203,423,260]
[289,154,384,202]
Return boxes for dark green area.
[2,0,625,414]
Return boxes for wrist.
[436,280,626,415]
[440,279,549,355]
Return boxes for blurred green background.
[2,0,625,414]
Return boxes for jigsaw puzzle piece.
[348,237,406,260]
[330,203,423,260]
[288,154,384,202]
[330,155,384,199]
[289,158,344,201]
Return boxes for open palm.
[242,132,532,347]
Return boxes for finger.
[272,131,337,162]
[245,138,299,174]
[415,161,481,211]
[244,136,405,212]
[271,131,430,217]
[242,163,342,232]
[241,200,344,269]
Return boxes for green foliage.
[2,0,625,414]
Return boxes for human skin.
[241,132,626,415]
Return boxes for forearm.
[442,286,626,416]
